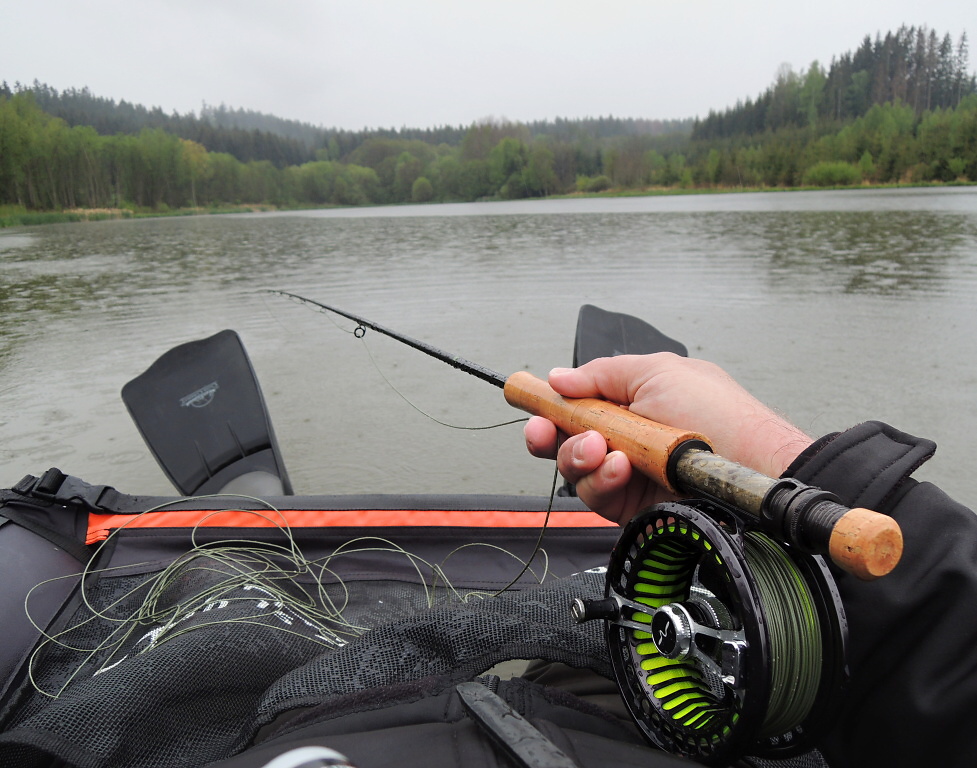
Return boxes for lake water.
[1,187,975,506]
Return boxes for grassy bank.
[3,182,973,229]
[0,205,131,228]
[551,179,977,200]
[0,203,281,229]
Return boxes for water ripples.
[2,188,976,503]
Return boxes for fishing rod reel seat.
[574,498,849,766]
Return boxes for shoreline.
[0,203,283,229]
[2,181,973,229]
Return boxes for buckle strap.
[12,468,121,513]
[2,469,101,564]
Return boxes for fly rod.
[272,290,902,580]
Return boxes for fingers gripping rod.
[273,291,902,580]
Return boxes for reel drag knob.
[650,604,693,660]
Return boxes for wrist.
[739,413,813,479]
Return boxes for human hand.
[523,353,813,526]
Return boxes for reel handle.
[504,371,902,580]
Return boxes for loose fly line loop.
[24,493,555,700]
[268,288,553,585]
[356,327,529,432]
[272,289,528,432]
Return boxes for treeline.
[3,80,481,167]
[0,89,692,210]
[1,25,975,214]
[685,97,977,187]
[695,25,975,140]
[2,89,974,213]
[3,80,690,170]
[4,81,316,168]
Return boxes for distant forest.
[1,24,975,214]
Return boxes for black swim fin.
[572,304,687,366]
[122,330,293,496]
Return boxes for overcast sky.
[3,1,974,130]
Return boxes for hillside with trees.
[695,26,974,140]
[1,24,975,218]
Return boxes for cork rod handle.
[503,370,708,493]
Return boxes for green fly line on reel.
[572,498,848,765]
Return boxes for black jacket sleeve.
[785,421,977,768]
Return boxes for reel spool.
[574,499,848,765]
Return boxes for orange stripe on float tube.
[85,507,616,545]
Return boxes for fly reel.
[573,498,848,765]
